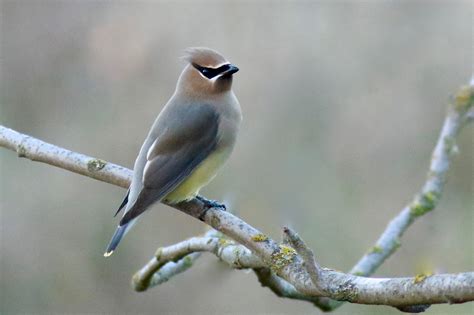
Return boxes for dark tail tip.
[104,225,127,257]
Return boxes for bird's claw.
[205,199,227,211]
[196,195,227,211]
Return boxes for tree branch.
[283,227,322,291]
[0,125,132,188]
[132,229,262,291]
[130,229,474,307]
[1,82,473,311]
[352,84,474,276]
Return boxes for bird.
[104,47,242,257]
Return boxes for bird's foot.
[196,195,227,211]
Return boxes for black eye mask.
[192,63,232,79]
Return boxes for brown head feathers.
[182,47,228,68]
[177,47,239,95]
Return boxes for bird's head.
[177,47,239,96]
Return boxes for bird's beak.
[223,64,239,76]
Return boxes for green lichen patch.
[410,202,428,217]
[210,215,221,228]
[392,238,402,250]
[424,191,440,206]
[331,281,358,302]
[454,85,474,111]
[154,248,163,260]
[182,255,193,268]
[444,137,458,156]
[368,246,383,254]
[251,233,268,242]
[232,247,243,268]
[87,158,107,172]
[414,272,432,284]
[410,202,426,217]
[410,191,440,217]
[218,238,231,247]
[270,244,296,273]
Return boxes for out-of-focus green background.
[1,1,472,314]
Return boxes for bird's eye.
[197,66,216,79]
[192,63,231,79]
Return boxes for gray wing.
[119,103,220,226]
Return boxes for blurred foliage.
[1,1,472,314]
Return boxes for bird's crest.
[182,47,228,68]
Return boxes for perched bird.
[104,47,242,257]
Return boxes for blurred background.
[1,1,472,314]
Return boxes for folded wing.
[119,103,220,226]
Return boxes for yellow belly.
[164,148,231,203]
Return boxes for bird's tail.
[104,225,127,257]
[104,220,136,257]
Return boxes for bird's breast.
[163,146,233,203]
